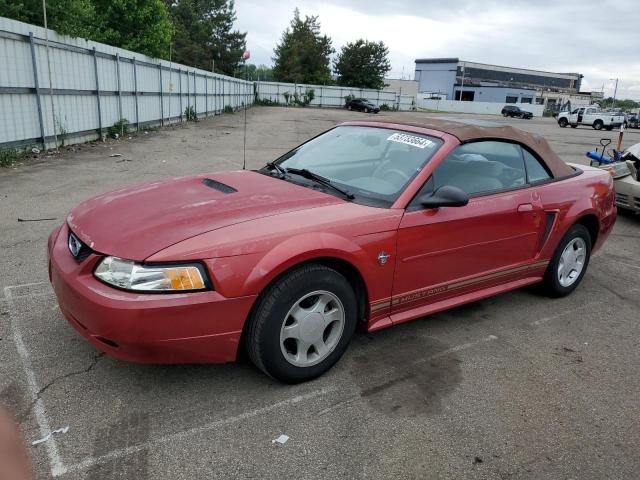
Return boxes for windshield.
[264,126,442,207]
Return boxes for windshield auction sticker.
[387,132,433,149]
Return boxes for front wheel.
[558,118,568,127]
[244,264,357,383]
[541,224,591,297]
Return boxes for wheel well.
[306,257,369,324]
[243,257,370,334]
[576,214,599,246]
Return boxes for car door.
[391,140,545,316]
[577,107,585,124]
[583,107,596,125]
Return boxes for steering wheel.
[372,161,411,185]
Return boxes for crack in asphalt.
[18,352,105,423]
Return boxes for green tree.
[168,0,246,75]
[234,64,274,81]
[598,97,640,111]
[93,0,173,58]
[272,9,333,85]
[0,0,172,58]
[0,0,96,38]
[334,39,391,90]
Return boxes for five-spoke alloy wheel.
[542,224,592,297]
[245,264,357,383]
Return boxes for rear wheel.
[558,118,568,127]
[244,264,357,383]
[347,105,352,111]
[570,124,578,128]
[593,120,604,130]
[503,112,509,117]
[605,126,614,131]
[542,224,591,297]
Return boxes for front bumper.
[48,224,256,364]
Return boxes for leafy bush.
[344,94,355,105]
[256,98,281,106]
[108,118,130,138]
[283,92,291,105]
[184,106,198,122]
[0,148,28,167]
[379,103,391,111]
[223,105,234,114]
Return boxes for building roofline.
[415,57,582,79]
[415,58,459,64]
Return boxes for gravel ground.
[1,107,639,479]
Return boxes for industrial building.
[414,58,596,109]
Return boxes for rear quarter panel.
[537,166,616,258]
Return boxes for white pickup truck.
[557,107,625,130]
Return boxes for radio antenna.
[242,58,248,170]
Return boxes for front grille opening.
[203,178,237,194]
[68,231,93,262]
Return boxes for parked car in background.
[48,118,616,383]
[501,105,533,119]
[557,106,625,130]
[345,98,380,113]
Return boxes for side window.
[430,141,527,197]
[522,148,552,183]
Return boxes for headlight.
[94,256,208,292]
[600,162,631,179]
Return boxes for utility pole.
[609,78,619,109]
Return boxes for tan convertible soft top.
[358,115,575,178]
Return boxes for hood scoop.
[203,178,237,194]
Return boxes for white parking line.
[3,286,67,478]
[59,386,337,477]
[530,302,600,326]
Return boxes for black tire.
[502,112,508,117]
[605,126,613,131]
[593,120,604,130]
[347,105,352,111]
[364,107,369,113]
[570,124,578,128]
[541,224,592,298]
[558,118,568,127]
[244,264,357,383]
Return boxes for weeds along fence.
[0,17,253,150]
[255,81,416,111]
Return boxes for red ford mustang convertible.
[48,117,616,382]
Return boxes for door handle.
[517,203,533,212]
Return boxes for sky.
[235,0,640,100]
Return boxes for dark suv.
[501,105,533,119]
[345,98,380,113]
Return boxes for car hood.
[67,170,343,261]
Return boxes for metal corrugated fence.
[256,81,415,111]
[0,17,253,149]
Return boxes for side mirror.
[420,185,469,209]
